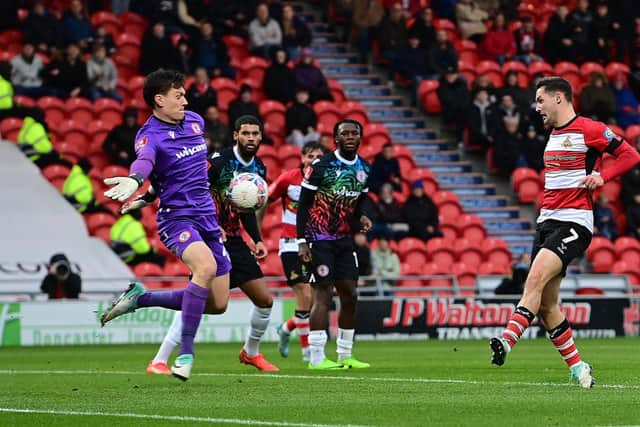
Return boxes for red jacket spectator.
[482,14,515,63]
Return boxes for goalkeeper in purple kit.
[100,69,231,381]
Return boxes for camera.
[49,253,72,281]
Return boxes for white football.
[227,172,269,211]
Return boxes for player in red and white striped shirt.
[490,77,640,388]
[268,141,326,361]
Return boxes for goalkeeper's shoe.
[146,361,171,375]
[171,354,193,381]
[307,358,347,370]
[570,361,595,389]
[340,356,370,369]
[239,349,280,371]
[276,323,290,358]
[489,337,511,366]
[100,282,145,326]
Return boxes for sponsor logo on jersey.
[178,231,192,243]
[135,136,148,150]
[176,143,208,159]
[192,123,202,134]
[332,186,360,197]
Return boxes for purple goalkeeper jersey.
[132,110,215,219]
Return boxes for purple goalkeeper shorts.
[158,215,231,277]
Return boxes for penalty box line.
[0,369,638,390]
[0,407,374,427]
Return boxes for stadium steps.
[306,10,534,257]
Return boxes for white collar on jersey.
[335,149,358,165]
[233,145,255,167]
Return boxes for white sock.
[244,306,271,357]
[152,312,182,364]
[308,330,328,366]
[336,328,355,362]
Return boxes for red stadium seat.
[613,261,640,285]
[419,80,441,114]
[121,12,148,39]
[439,216,460,240]
[362,123,391,150]
[432,191,462,221]
[239,56,268,82]
[59,119,90,150]
[527,61,553,77]
[85,212,116,235]
[512,167,542,204]
[133,262,165,289]
[455,238,484,269]
[422,262,454,292]
[163,261,190,288]
[426,237,456,267]
[223,34,249,61]
[579,62,605,80]
[13,95,36,108]
[211,78,239,112]
[625,124,640,143]
[94,98,124,125]
[397,237,427,259]
[101,165,130,181]
[328,80,346,104]
[605,62,630,81]
[65,97,94,123]
[115,33,142,62]
[259,100,286,136]
[614,237,640,267]
[90,11,121,36]
[476,60,503,86]
[278,144,302,170]
[87,120,112,150]
[42,164,70,189]
[314,100,341,130]
[37,96,66,124]
[458,214,486,243]
[478,261,510,275]
[484,237,512,269]
[0,117,23,142]
[406,168,438,195]
[339,101,369,124]
[586,236,616,273]
[451,262,477,289]
[501,61,529,86]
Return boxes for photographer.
[40,253,81,299]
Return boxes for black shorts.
[225,236,263,288]
[531,219,592,277]
[280,251,310,287]
[309,238,358,283]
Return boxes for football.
[227,172,269,211]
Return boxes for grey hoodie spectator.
[249,3,283,58]
[86,44,121,102]
[11,42,48,98]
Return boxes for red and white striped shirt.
[268,168,303,253]
[539,116,615,232]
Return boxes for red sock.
[284,317,296,333]
[548,319,582,368]
[502,306,535,349]
[294,310,310,349]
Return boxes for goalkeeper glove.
[104,174,142,202]
[120,186,157,214]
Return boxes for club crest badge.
[317,264,330,277]
[356,170,367,183]
[192,123,202,134]
[178,231,192,243]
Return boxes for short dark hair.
[234,114,263,132]
[301,140,323,154]
[535,76,573,102]
[333,119,363,139]
[142,69,186,109]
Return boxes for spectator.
[468,88,495,150]
[110,210,166,267]
[92,25,116,55]
[40,253,81,299]
[281,4,312,60]
[542,4,575,64]
[62,159,111,215]
[17,114,71,169]
[203,105,231,151]
[369,143,402,193]
[378,2,408,68]
[194,21,234,78]
[354,232,373,287]
[285,87,320,148]
[47,43,88,99]
[591,1,623,63]
[394,35,430,89]
[351,0,385,63]
[186,67,217,117]
[86,43,121,102]
[227,84,260,127]
[627,194,640,239]
[10,42,48,98]
[174,36,193,75]
[409,7,437,52]
[263,48,295,104]
[102,108,139,167]
[611,73,640,128]
[403,180,442,241]
[139,22,178,75]
[472,73,497,101]
[520,125,546,171]
[437,65,470,143]
[514,16,542,65]
[490,93,522,137]
[500,70,529,111]
[492,116,521,175]
[22,1,61,53]
[629,55,640,101]
[293,48,333,102]
[579,71,615,123]
[249,3,283,59]
[569,0,593,62]
[319,134,333,151]
[494,254,529,295]
[593,194,617,240]
[481,13,516,64]
[371,236,401,291]
[427,29,458,78]
[61,0,94,50]
[370,183,408,241]
[455,0,489,44]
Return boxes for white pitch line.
[0,407,373,427]
[0,369,638,390]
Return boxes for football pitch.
[0,339,638,427]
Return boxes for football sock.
[137,289,183,310]
[179,282,209,356]
[153,313,181,364]
[502,306,535,349]
[295,310,310,350]
[336,328,355,362]
[282,316,296,334]
[244,306,271,357]
[548,319,582,368]
[308,330,327,365]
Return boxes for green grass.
[0,339,639,426]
